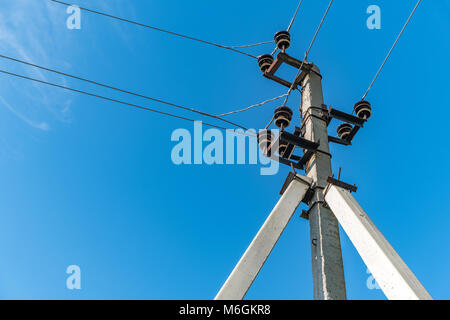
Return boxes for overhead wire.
[228,40,274,49]
[282,0,334,106]
[271,0,306,57]
[0,53,248,131]
[0,69,257,137]
[287,0,305,32]
[49,0,269,60]
[216,94,288,117]
[264,116,275,130]
[361,0,423,100]
[214,1,302,121]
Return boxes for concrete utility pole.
[300,65,347,300]
[215,61,432,301]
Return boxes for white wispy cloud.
[0,0,75,130]
[0,96,50,131]
[0,0,137,135]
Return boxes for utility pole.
[300,65,347,300]
[215,60,432,301]
[216,6,431,297]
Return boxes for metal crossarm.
[264,53,314,89]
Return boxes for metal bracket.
[281,172,328,222]
[324,106,368,146]
[300,200,327,220]
[300,210,310,220]
[281,130,319,151]
[281,172,315,221]
[328,136,351,146]
[280,172,313,195]
[269,129,320,170]
[280,127,302,160]
[328,107,365,128]
[324,176,358,196]
[299,184,332,220]
[280,131,319,168]
[264,52,315,89]
[301,176,356,221]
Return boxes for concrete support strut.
[300,65,347,300]
[324,185,433,300]
[215,175,312,300]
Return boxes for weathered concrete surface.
[215,175,312,300]
[301,66,347,300]
[325,185,433,300]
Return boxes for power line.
[0,68,257,137]
[361,0,422,100]
[282,0,334,106]
[287,0,305,32]
[264,115,275,130]
[0,53,248,131]
[304,0,333,61]
[228,41,274,49]
[49,0,267,60]
[271,0,307,56]
[216,94,288,117]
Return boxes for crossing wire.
[271,0,306,56]
[216,94,288,117]
[228,40,274,49]
[219,0,306,118]
[0,68,259,137]
[0,53,248,131]
[361,0,423,100]
[282,0,334,106]
[287,0,305,32]
[49,0,268,60]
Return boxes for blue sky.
[0,0,449,300]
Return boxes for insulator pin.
[257,54,274,73]
[274,31,291,51]
[258,130,274,156]
[274,106,293,129]
[337,123,353,140]
[354,100,372,120]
